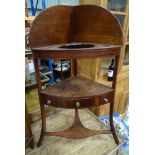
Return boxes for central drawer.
[63,97,95,109]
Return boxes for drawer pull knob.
[47,100,51,104]
[76,102,80,107]
[104,98,109,103]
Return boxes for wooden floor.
[26,108,120,155]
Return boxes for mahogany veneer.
[29,5,123,147]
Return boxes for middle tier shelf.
[40,76,114,108]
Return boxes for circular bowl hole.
[60,43,95,49]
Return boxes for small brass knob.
[47,100,51,104]
[76,102,80,107]
[104,98,109,103]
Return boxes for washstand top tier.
[29,5,123,56]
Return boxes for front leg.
[37,96,46,147]
[109,101,119,145]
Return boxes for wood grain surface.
[41,76,113,97]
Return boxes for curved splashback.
[29,5,123,48]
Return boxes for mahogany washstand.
[29,5,123,147]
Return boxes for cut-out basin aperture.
[60,43,95,49]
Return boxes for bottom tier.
[44,109,112,139]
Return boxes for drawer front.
[97,92,114,106]
[95,92,114,106]
[40,91,114,108]
[42,95,63,107]
[63,97,95,109]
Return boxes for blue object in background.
[29,0,35,15]
[29,0,46,16]
[29,0,39,16]
[42,0,46,9]
[99,113,129,148]
[27,0,79,16]
[48,59,55,85]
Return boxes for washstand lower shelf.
[44,109,113,139]
[40,76,115,108]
